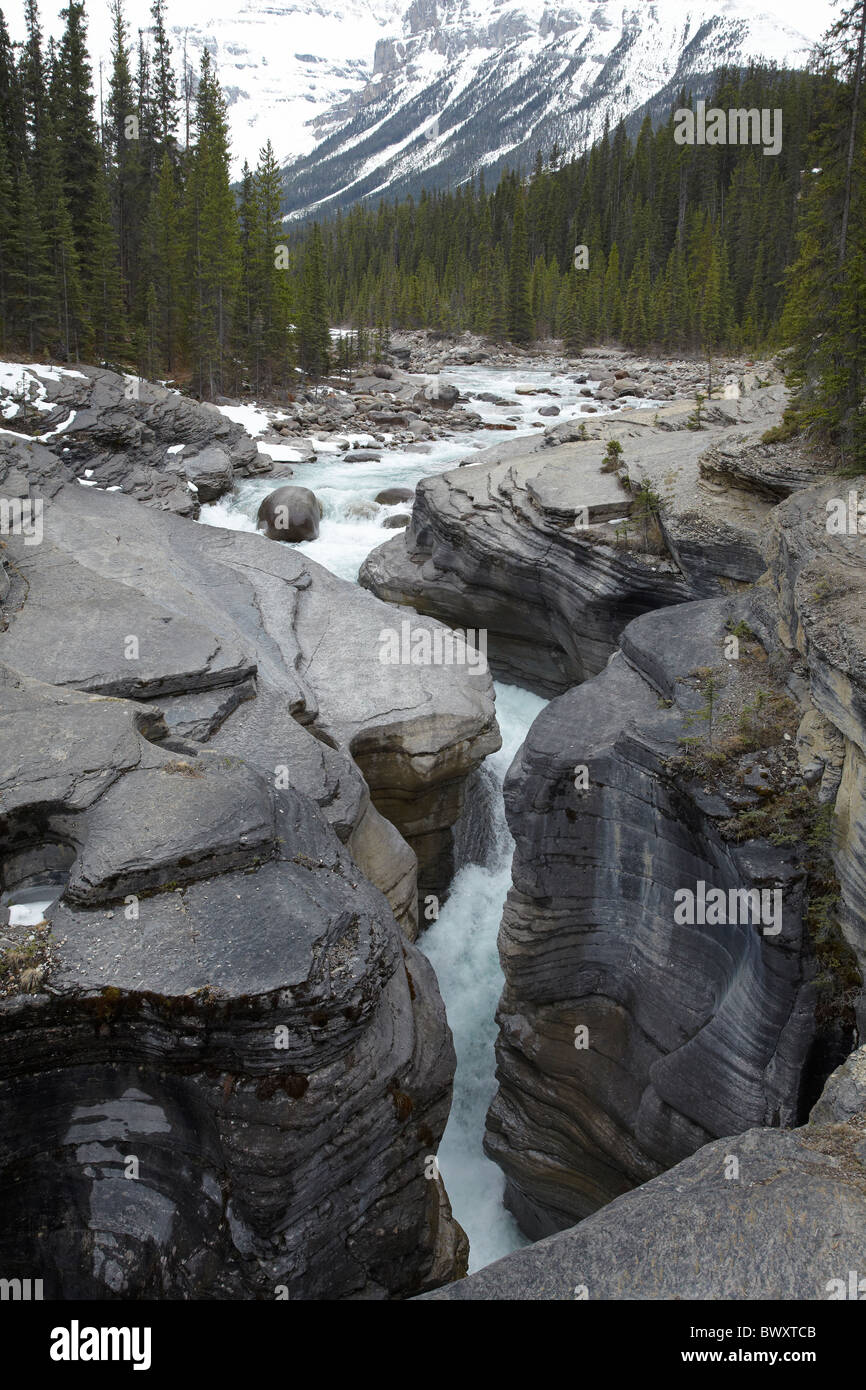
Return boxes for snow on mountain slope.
[8,0,832,200]
[278,0,828,217]
[9,0,405,175]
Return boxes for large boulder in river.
[257,484,323,542]
[375,486,414,506]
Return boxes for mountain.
[278,0,823,217]
[13,0,828,202]
[10,0,405,177]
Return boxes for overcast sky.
[5,0,843,49]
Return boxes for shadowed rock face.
[762,474,866,1032]
[484,598,819,1238]
[0,670,463,1299]
[363,390,864,1246]
[419,1045,866,1301]
[0,406,502,1297]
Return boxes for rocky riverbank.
[0,362,501,1299]
[360,372,866,1251]
[2,345,862,1300]
[420,1044,866,1299]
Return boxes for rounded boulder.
[256,485,323,542]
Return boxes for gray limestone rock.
[420,1046,866,1300]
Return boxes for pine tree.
[143,149,181,372]
[0,10,25,167]
[0,129,14,347]
[41,112,88,359]
[184,49,242,395]
[602,243,623,340]
[297,222,330,381]
[507,190,533,344]
[782,1,866,463]
[8,162,53,354]
[487,246,508,339]
[53,1,100,252]
[150,0,178,152]
[560,274,584,355]
[253,140,290,387]
[21,0,47,151]
[87,162,126,361]
[106,0,141,313]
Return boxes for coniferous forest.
[0,0,863,462]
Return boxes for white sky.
[5,0,842,50]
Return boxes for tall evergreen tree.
[87,162,126,360]
[106,0,141,311]
[8,162,53,353]
[560,273,584,355]
[782,1,866,464]
[53,1,100,252]
[184,48,241,395]
[507,189,532,344]
[150,0,178,152]
[142,149,180,372]
[297,222,330,380]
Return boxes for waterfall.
[420,681,547,1272]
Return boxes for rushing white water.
[200,362,651,1267]
[200,362,662,576]
[424,680,547,1271]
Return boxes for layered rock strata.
[360,386,807,694]
[0,398,500,1297]
[420,1045,866,1300]
[362,389,863,1241]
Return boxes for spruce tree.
[151,0,178,152]
[560,274,584,355]
[184,49,242,395]
[106,0,142,313]
[507,190,533,344]
[297,222,330,381]
[87,162,127,361]
[53,1,100,252]
[0,128,13,347]
[0,9,24,167]
[143,149,181,372]
[782,1,866,464]
[41,112,88,359]
[21,0,47,151]
[8,162,53,354]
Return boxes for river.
[200,360,656,1271]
